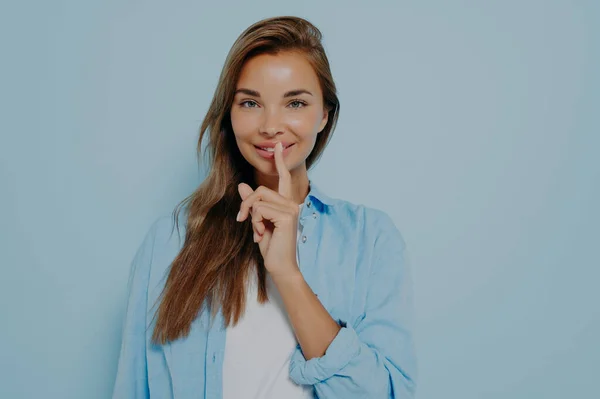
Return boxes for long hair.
[151,16,340,345]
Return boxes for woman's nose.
[259,109,284,135]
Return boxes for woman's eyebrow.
[234,88,313,98]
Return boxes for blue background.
[1,1,598,398]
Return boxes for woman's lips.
[254,143,295,159]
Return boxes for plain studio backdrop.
[1,1,598,398]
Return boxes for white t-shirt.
[222,204,313,399]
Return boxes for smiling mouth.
[254,143,295,152]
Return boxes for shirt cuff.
[289,321,362,385]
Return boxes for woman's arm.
[111,220,158,399]
[271,272,342,360]
[286,211,418,398]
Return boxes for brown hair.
[151,16,340,345]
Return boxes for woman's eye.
[239,100,306,109]
[240,100,258,108]
[289,100,306,109]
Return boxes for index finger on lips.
[274,142,292,200]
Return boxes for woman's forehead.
[236,52,320,93]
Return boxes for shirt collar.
[307,179,335,207]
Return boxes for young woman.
[112,16,417,399]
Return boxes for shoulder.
[130,211,186,276]
[124,212,187,306]
[325,197,406,252]
[151,213,185,247]
[136,214,179,253]
[147,211,186,268]
[323,199,409,293]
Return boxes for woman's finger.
[250,202,265,243]
[238,183,294,222]
[251,200,296,229]
[274,142,292,199]
[252,211,266,235]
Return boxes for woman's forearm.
[271,264,342,360]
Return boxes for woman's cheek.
[286,115,313,131]
[231,112,257,136]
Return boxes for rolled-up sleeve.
[289,211,418,398]
[111,220,159,399]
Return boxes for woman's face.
[230,51,328,184]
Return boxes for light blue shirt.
[112,180,418,398]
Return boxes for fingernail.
[236,211,241,222]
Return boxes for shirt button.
[301,235,307,243]
[212,353,216,363]
[312,212,317,219]
[307,201,311,208]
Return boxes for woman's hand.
[236,142,301,279]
